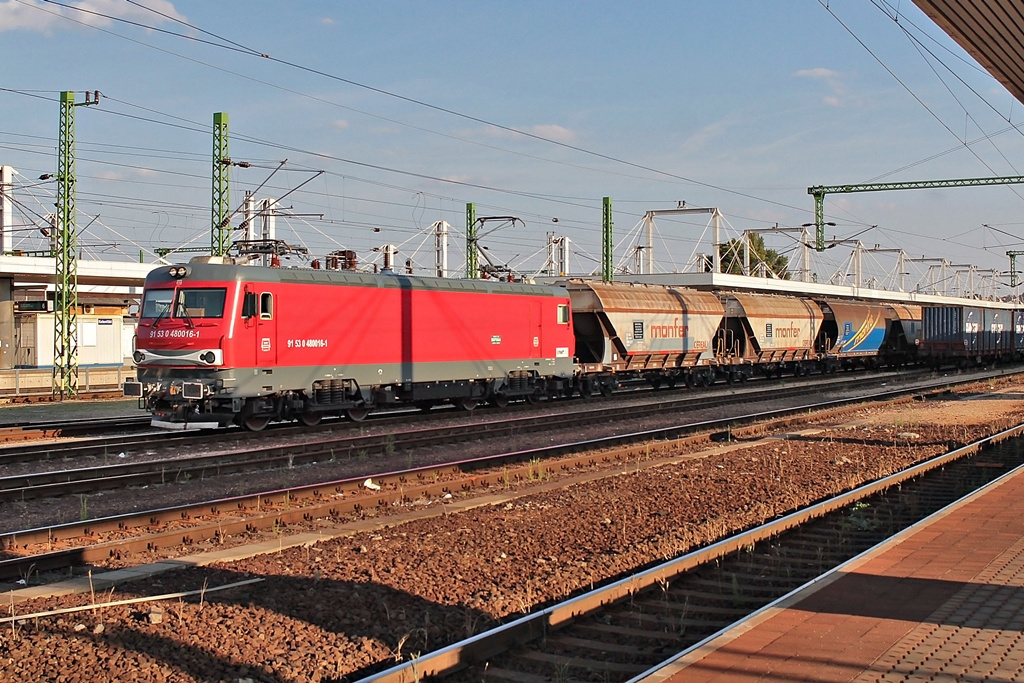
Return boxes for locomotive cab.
[124,263,237,429]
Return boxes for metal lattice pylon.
[52,91,78,399]
[602,197,613,282]
[465,203,477,278]
[211,112,231,256]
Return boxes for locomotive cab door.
[256,291,277,365]
[530,301,543,359]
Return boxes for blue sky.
[2,0,1023,290]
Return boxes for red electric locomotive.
[124,257,576,430]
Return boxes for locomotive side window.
[141,289,173,318]
[174,288,226,318]
[558,304,569,324]
[242,291,256,318]
[260,293,273,320]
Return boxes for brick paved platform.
[641,461,1024,683]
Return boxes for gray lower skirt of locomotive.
[126,356,575,427]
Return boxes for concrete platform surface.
[643,461,1024,683]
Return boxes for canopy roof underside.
[914,0,1024,103]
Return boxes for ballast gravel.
[2,378,1024,682]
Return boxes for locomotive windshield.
[175,288,226,318]
[141,289,172,319]
[141,288,226,319]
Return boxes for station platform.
[642,459,1024,682]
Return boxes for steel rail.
[0,376,981,581]
[359,421,1024,683]
[0,372,960,501]
[0,414,152,445]
[0,367,940,467]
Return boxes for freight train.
[122,257,1018,430]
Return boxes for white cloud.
[479,123,578,143]
[331,119,350,129]
[795,67,850,107]
[526,124,576,142]
[683,119,728,149]
[795,67,842,80]
[0,0,186,34]
[320,17,334,26]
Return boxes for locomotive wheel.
[490,393,509,409]
[299,413,322,427]
[346,407,370,422]
[243,415,271,432]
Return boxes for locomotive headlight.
[133,350,145,363]
[200,351,216,364]
[168,266,190,278]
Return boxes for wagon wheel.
[346,407,370,422]
[458,397,480,411]
[243,414,271,432]
[524,392,541,405]
[489,393,510,409]
[299,412,322,427]
[599,383,614,398]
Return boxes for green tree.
[719,233,790,279]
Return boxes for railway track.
[0,414,152,445]
[0,366,948,467]
[362,423,1024,683]
[0,371,974,501]
[0,372,1000,583]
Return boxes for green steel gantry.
[53,90,98,399]
[808,175,1024,251]
[1008,250,1024,289]
[211,112,231,256]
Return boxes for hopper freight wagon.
[815,301,921,369]
[918,304,1015,368]
[565,281,724,389]
[880,303,921,367]
[125,259,576,430]
[718,293,823,379]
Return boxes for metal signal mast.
[53,90,98,399]
[211,112,231,256]
[465,203,476,278]
[808,175,1024,251]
